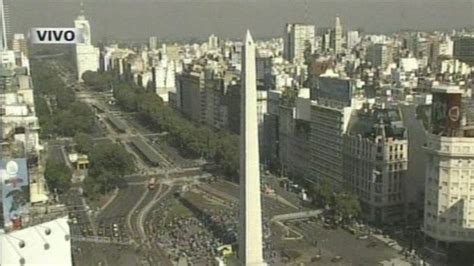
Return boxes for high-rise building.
[256,55,273,89]
[330,16,343,54]
[278,89,312,180]
[309,76,356,187]
[208,34,219,50]
[366,43,393,69]
[238,30,266,266]
[320,28,332,53]
[284,23,315,63]
[453,36,474,66]
[74,3,99,82]
[153,58,176,102]
[423,85,474,264]
[0,0,8,51]
[347,30,360,51]
[11,33,27,57]
[149,36,158,50]
[176,65,205,124]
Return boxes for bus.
[148,177,156,190]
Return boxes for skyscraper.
[74,2,99,82]
[366,43,393,69]
[330,16,343,54]
[239,30,266,266]
[347,30,360,51]
[208,34,219,50]
[0,0,8,51]
[284,23,315,63]
[149,36,158,50]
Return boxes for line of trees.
[32,60,134,197]
[31,61,96,138]
[114,82,240,178]
[83,70,240,178]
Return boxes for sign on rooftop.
[314,77,353,106]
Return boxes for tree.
[89,143,135,176]
[53,102,95,137]
[44,159,72,194]
[333,193,361,221]
[82,71,114,92]
[318,179,334,204]
[84,143,135,195]
[74,133,94,154]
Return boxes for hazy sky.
[9,0,474,42]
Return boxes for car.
[386,240,398,247]
[331,256,343,262]
[311,255,322,262]
[357,235,369,240]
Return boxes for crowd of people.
[148,191,278,264]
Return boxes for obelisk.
[239,30,266,266]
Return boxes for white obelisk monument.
[239,30,266,266]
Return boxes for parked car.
[357,235,369,240]
[386,240,398,247]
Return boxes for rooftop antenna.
[304,0,309,24]
[0,0,8,51]
[79,1,85,17]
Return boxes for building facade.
[423,86,474,262]
[74,11,99,82]
[344,106,408,224]
[284,23,315,64]
[453,36,474,66]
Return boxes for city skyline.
[8,0,474,42]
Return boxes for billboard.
[431,92,462,136]
[0,159,30,230]
[314,77,352,106]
